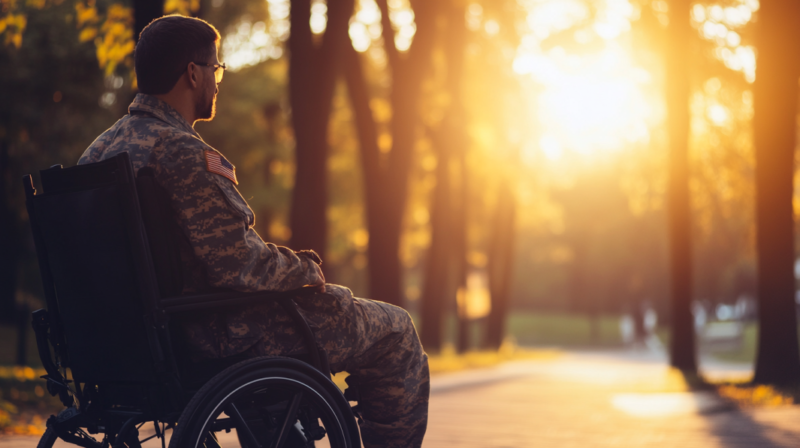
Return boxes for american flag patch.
[205,150,238,185]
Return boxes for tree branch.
[375,0,400,71]
[343,43,382,198]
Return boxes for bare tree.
[416,0,471,352]
[665,0,696,373]
[752,0,800,386]
[343,0,438,307]
[0,141,19,326]
[288,0,355,259]
[418,124,455,351]
[483,180,516,350]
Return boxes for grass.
[715,382,797,407]
[329,340,561,392]
[505,312,624,347]
[706,323,758,364]
[407,311,627,350]
[426,341,561,374]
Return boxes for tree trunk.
[666,0,696,373]
[0,140,19,325]
[342,0,438,307]
[483,181,516,350]
[288,0,355,259]
[752,0,800,386]
[419,132,452,352]
[454,150,469,354]
[15,303,28,366]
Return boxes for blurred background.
[4,0,800,438]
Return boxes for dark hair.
[135,15,220,95]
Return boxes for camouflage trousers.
[223,284,429,448]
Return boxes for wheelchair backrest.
[23,152,161,384]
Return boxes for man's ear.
[186,62,200,89]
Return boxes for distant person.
[78,14,429,448]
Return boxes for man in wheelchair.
[75,14,429,448]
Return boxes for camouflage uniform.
[78,94,429,447]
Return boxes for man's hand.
[295,249,323,265]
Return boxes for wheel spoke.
[203,431,222,448]
[226,403,262,448]
[272,392,303,448]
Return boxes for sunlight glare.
[223,18,284,71]
[516,45,652,157]
[612,392,728,417]
[592,0,636,40]
[465,3,483,31]
[514,0,652,160]
[310,0,327,34]
[540,135,562,161]
[691,1,758,83]
[707,104,728,126]
[221,0,290,70]
[348,0,416,54]
[524,0,588,41]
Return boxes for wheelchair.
[23,152,361,447]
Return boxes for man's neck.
[153,91,196,127]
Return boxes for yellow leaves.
[427,343,560,374]
[74,1,134,75]
[92,4,134,76]
[718,384,795,407]
[24,0,44,9]
[78,26,95,41]
[74,0,97,28]
[0,13,26,48]
[164,0,199,16]
[0,366,42,380]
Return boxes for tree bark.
[342,0,438,307]
[752,0,800,386]
[483,181,516,350]
[287,0,355,259]
[419,129,452,352]
[666,0,696,373]
[15,303,28,366]
[0,140,19,325]
[455,150,469,354]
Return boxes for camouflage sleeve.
[156,136,325,292]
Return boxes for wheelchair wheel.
[169,356,358,448]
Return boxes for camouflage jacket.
[79,94,325,357]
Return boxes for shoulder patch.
[205,150,238,185]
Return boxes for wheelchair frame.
[23,152,358,447]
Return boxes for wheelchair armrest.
[159,286,319,313]
[159,285,330,374]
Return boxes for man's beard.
[195,89,216,121]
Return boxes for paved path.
[3,351,800,447]
[424,351,800,447]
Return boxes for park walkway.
[424,351,800,447]
[2,351,800,447]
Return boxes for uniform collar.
[128,93,200,138]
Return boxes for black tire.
[169,356,359,448]
[36,426,58,448]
